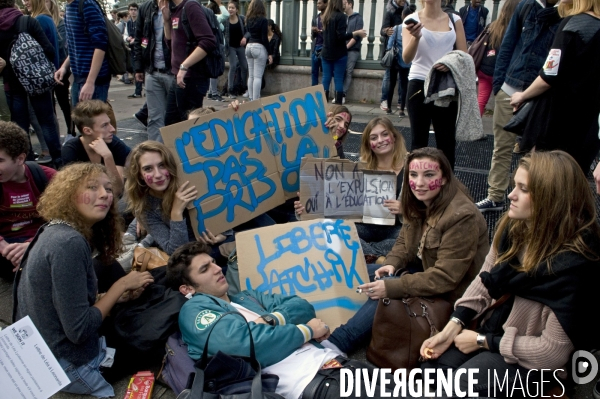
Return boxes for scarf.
[480,232,600,350]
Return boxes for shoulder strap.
[24,161,49,193]
[180,0,194,42]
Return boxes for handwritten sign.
[300,158,397,225]
[236,219,369,330]
[362,170,396,226]
[0,316,69,399]
[160,87,334,236]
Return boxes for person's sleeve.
[492,1,523,94]
[83,0,109,52]
[180,302,310,367]
[453,247,497,316]
[380,11,391,36]
[111,137,131,167]
[61,141,79,166]
[188,2,217,54]
[384,212,483,299]
[27,17,56,65]
[133,7,144,72]
[311,16,317,40]
[251,290,317,325]
[356,15,364,44]
[51,236,103,344]
[500,305,574,370]
[336,14,353,42]
[539,19,571,87]
[143,209,190,255]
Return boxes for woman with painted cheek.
[419,151,600,396]
[14,163,154,397]
[326,147,489,356]
[353,116,408,261]
[125,141,229,256]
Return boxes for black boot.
[335,91,344,105]
[325,90,330,103]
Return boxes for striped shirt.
[64,0,109,78]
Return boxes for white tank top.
[404,12,459,81]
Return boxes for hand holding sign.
[172,181,197,221]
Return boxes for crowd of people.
[1,0,600,397]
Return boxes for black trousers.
[387,63,410,112]
[407,79,458,169]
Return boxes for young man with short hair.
[459,0,489,46]
[340,0,363,104]
[167,242,391,399]
[62,100,130,197]
[0,121,56,273]
[56,0,110,106]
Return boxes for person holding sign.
[325,147,488,354]
[14,163,154,397]
[419,151,600,397]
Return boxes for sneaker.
[331,98,336,104]
[397,104,401,110]
[242,91,249,98]
[386,109,392,115]
[399,110,406,117]
[35,154,52,164]
[127,93,142,99]
[212,94,224,102]
[133,112,148,127]
[593,378,600,399]
[228,94,237,99]
[380,101,388,112]
[475,198,505,213]
[342,95,346,104]
[207,93,213,100]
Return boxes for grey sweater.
[143,195,194,255]
[15,223,103,366]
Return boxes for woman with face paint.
[14,163,154,397]
[419,151,600,397]
[323,147,489,355]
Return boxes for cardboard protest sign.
[236,219,369,330]
[0,316,69,398]
[300,158,397,224]
[160,87,334,236]
[362,170,397,225]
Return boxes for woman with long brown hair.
[476,0,519,115]
[421,151,600,396]
[14,163,154,397]
[244,0,270,100]
[324,147,489,354]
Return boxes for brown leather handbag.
[132,246,170,272]
[367,296,452,371]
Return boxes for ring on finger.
[369,288,374,293]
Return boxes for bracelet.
[450,317,464,328]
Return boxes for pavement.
[1,77,599,398]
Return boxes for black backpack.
[0,162,49,198]
[180,0,225,79]
[9,16,57,96]
[78,0,129,75]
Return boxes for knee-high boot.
[335,91,344,106]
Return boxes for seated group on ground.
[1,99,599,398]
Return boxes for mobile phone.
[404,18,418,27]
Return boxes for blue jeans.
[6,90,62,164]
[328,263,384,354]
[70,80,110,107]
[322,55,347,94]
[58,337,114,398]
[311,46,323,86]
[164,75,209,126]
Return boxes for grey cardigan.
[14,223,103,366]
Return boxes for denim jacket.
[492,0,560,95]
[386,25,410,69]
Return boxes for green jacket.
[179,289,317,367]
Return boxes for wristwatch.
[261,315,275,326]
[179,63,188,71]
[476,333,486,348]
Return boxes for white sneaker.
[242,91,249,98]
[342,96,346,104]
[380,100,388,111]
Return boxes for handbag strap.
[199,311,257,368]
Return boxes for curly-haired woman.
[14,163,154,397]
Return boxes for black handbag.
[176,312,284,399]
[380,27,399,68]
[503,100,533,136]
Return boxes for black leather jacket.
[133,0,172,74]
